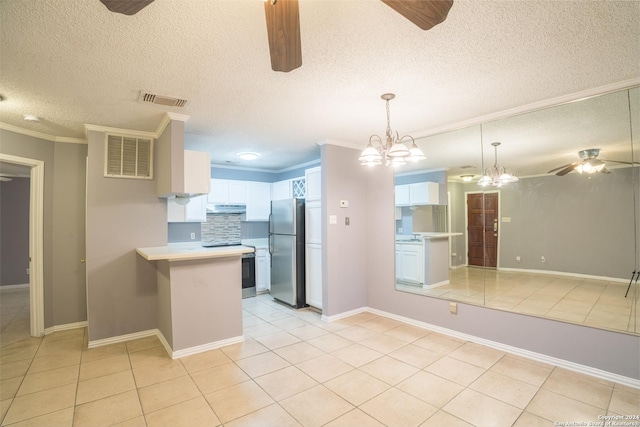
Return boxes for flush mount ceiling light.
[478,141,519,187]
[359,93,426,167]
[237,152,260,161]
[23,114,40,122]
[461,175,474,182]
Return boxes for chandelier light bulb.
[359,93,425,168]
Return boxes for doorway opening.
[0,154,45,337]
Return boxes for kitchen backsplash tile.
[201,213,242,246]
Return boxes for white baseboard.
[321,306,368,323]
[325,305,639,389]
[0,283,29,291]
[497,267,629,284]
[423,280,449,289]
[44,321,88,335]
[87,329,159,349]
[170,335,245,359]
[89,328,244,360]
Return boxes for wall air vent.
[138,91,189,107]
[104,134,153,179]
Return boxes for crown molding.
[84,124,156,140]
[0,122,86,144]
[317,138,362,150]
[155,112,191,137]
[411,77,640,140]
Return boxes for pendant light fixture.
[359,93,426,167]
[478,140,519,187]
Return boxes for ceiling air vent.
[104,134,154,180]
[138,91,189,108]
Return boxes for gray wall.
[0,130,87,328]
[322,144,368,316]
[448,169,636,277]
[315,144,639,379]
[498,169,635,278]
[85,129,166,341]
[356,155,640,379]
[0,177,30,285]
[448,182,467,267]
[52,143,88,324]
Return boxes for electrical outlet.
[449,302,458,314]
[516,256,521,262]
[190,232,196,240]
[541,256,546,263]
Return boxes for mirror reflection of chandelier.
[478,142,519,187]
[358,93,426,167]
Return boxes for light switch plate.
[329,215,337,224]
[340,200,349,208]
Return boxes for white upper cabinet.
[395,182,439,206]
[228,181,247,204]
[246,182,271,221]
[271,176,305,201]
[208,179,228,204]
[395,184,410,206]
[410,182,439,205]
[208,179,247,204]
[305,167,321,201]
[271,180,291,201]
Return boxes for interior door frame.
[0,153,45,337]
[464,189,501,268]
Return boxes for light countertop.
[396,232,464,242]
[241,238,268,249]
[136,242,254,262]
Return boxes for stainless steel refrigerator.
[269,198,306,308]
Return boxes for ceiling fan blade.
[555,163,578,176]
[381,0,453,30]
[547,162,575,174]
[264,0,302,72]
[99,0,154,16]
[0,177,12,182]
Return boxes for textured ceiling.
[0,0,639,174]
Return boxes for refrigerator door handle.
[269,234,273,256]
[268,212,273,234]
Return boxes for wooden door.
[467,192,498,268]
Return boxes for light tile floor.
[1,289,639,426]
[397,267,640,334]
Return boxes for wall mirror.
[394,86,639,335]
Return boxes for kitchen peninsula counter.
[396,233,463,288]
[136,242,254,261]
[137,242,253,358]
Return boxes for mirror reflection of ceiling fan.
[99,0,453,72]
[548,148,639,176]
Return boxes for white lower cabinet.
[246,182,271,221]
[305,243,322,309]
[256,248,270,292]
[305,197,322,309]
[395,243,424,284]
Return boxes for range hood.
[156,114,210,200]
